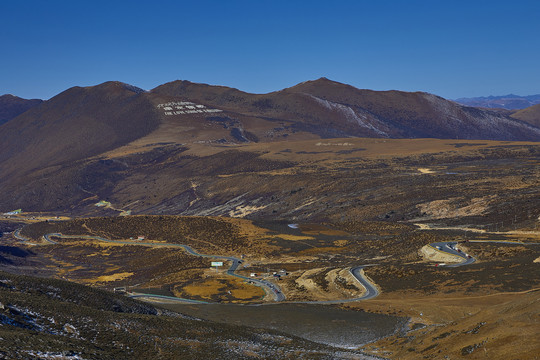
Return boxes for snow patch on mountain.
[307,94,388,136]
[423,93,464,125]
[424,93,540,140]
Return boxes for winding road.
[40,232,285,302]
[283,265,380,305]
[16,229,535,305]
[429,241,476,267]
[18,231,378,305]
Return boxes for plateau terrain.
[1,79,539,359]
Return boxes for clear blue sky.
[2,0,539,100]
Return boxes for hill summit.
[150,77,540,141]
[0,94,43,126]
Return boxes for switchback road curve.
[429,241,476,267]
[20,231,379,305]
[281,265,380,306]
[40,233,285,302]
[18,231,532,305]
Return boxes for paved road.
[43,233,60,244]
[468,240,540,245]
[19,231,537,305]
[13,228,29,242]
[42,233,284,302]
[269,265,380,306]
[129,293,209,304]
[20,229,380,304]
[430,241,476,267]
[430,240,539,268]
[305,266,379,304]
[37,232,375,304]
[131,265,374,305]
[13,223,538,307]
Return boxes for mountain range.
[455,94,540,110]
[1,78,539,214]
[2,78,539,176]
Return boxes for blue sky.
[1,0,539,100]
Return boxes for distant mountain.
[0,94,43,125]
[455,94,540,110]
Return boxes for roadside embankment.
[420,245,463,263]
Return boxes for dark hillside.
[286,78,540,141]
[0,271,360,359]
[0,82,160,181]
[0,94,43,126]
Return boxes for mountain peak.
[0,94,43,126]
[298,77,341,86]
[285,77,356,94]
[90,81,146,94]
[312,77,332,83]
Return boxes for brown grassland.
[2,137,539,359]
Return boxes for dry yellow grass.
[230,285,265,300]
[52,260,83,277]
[177,276,264,302]
[297,246,349,255]
[333,239,349,247]
[356,290,540,360]
[267,234,315,241]
[226,218,268,238]
[0,213,71,224]
[180,278,224,299]
[85,272,134,284]
[102,134,540,166]
[298,224,350,236]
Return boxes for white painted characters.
[157,101,222,115]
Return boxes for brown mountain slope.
[153,78,540,141]
[511,103,540,128]
[150,80,387,139]
[365,290,540,360]
[0,94,43,126]
[1,79,540,213]
[0,82,160,181]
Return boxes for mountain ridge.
[151,77,540,141]
[1,78,539,185]
[0,82,160,181]
[0,94,43,126]
[455,93,540,110]
[510,103,540,128]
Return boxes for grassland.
[2,137,539,358]
[11,215,539,305]
[358,290,540,359]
